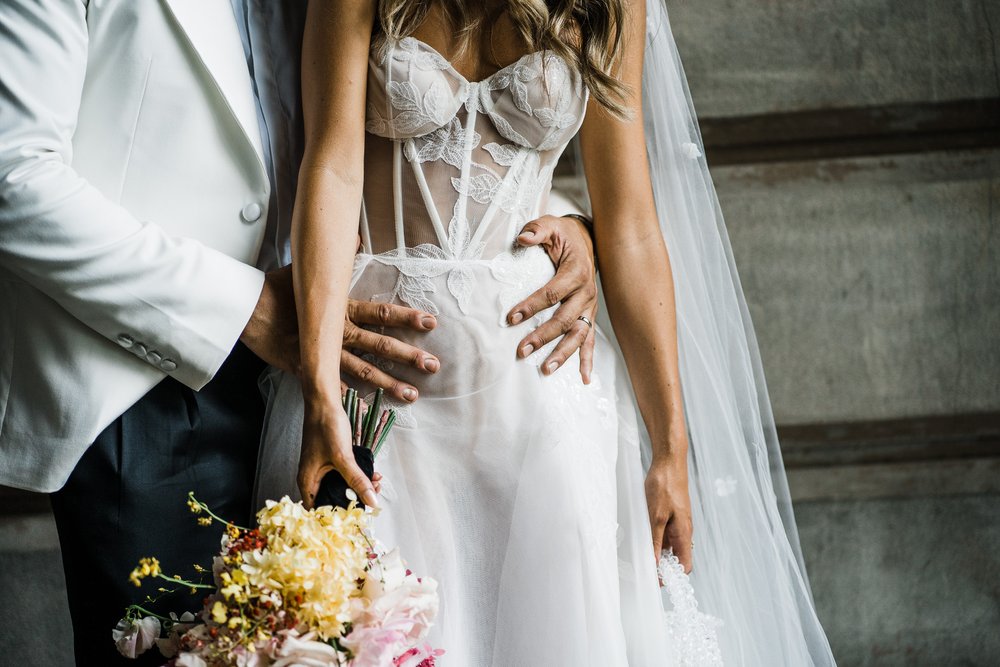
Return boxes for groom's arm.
[0,0,264,390]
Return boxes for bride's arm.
[578,0,693,573]
[294,0,378,509]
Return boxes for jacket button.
[241,203,262,223]
[160,359,178,372]
[146,351,163,365]
[116,334,134,348]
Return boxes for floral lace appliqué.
[658,553,724,666]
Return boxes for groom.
[0,0,598,664]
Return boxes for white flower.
[155,611,197,658]
[112,616,160,658]
[176,653,209,667]
[681,141,703,159]
[271,629,344,667]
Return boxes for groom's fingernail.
[423,357,439,372]
[520,343,534,357]
[519,231,535,239]
[510,312,524,325]
[402,387,417,401]
[420,315,436,329]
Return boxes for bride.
[256,0,837,664]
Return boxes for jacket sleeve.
[0,0,265,390]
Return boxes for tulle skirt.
[255,247,717,666]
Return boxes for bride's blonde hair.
[374,0,631,118]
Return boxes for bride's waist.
[347,248,556,397]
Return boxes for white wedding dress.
[257,5,838,665]
[257,35,718,666]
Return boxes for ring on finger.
[577,315,593,329]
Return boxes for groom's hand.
[241,266,300,373]
[342,300,438,403]
[241,266,439,402]
[507,215,599,384]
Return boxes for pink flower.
[112,616,160,658]
[155,612,197,658]
[394,644,445,667]
[355,550,438,643]
[341,625,408,667]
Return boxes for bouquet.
[114,390,443,667]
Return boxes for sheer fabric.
[577,1,838,664]
[257,6,835,665]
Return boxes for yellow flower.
[197,517,213,527]
[128,557,161,587]
[187,498,203,514]
[241,496,370,639]
[211,600,227,624]
[219,570,250,603]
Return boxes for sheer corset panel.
[362,37,587,261]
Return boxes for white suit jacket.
[0,0,271,492]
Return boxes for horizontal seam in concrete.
[701,97,1000,166]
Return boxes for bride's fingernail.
[510,312,524,325]
[402,387,417,401]
[547,361,559,373]
[519,231,535,239]
[423,357,439,372]
[363,489,379,508]
[520,343,534,357]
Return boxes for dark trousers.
[50,344,266,666]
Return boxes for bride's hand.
[297,395,378,510]
[507,215,599,383]
[645,454,694,576]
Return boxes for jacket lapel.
[162,0,266,167]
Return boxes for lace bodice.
[358,37,588,315]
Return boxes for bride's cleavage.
[409,13,539,84]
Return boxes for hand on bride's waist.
[350,214,600,386]
[240,265,442,404]
[507,215,599,384]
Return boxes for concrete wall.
[665,2,1000,665]
[670,0,1000,117]
[797,494,1000,666]
[718,149,1000,423]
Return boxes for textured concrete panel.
[796,494,1000,666]
[716,149,1000,423]
[669,0,1000,117]
[0,548,73,666]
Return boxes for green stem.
[126,605,173,623]
[156,573,214,590]
[187,492,249,531]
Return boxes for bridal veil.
[574,2,838,663]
